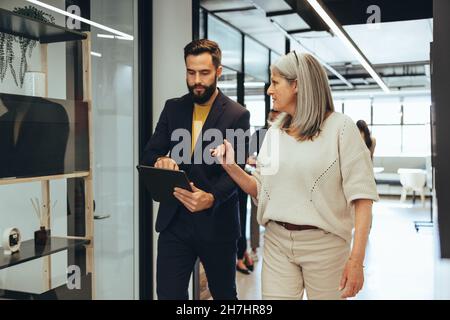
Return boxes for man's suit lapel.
[173,95,193,173]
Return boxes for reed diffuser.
[30,198,54,246]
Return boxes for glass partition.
[208,15,242,72]
[244,36,269,83]
[0,0,138,300]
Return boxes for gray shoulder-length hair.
[271,52,334,141]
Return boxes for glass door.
[90,0,137,299]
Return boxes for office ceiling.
[200,0,433,93]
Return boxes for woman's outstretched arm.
[211,139,258,198]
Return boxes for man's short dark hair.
[184,39,222,69]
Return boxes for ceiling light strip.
[27,0,134,40]
[97,34,115,39]
[306,0,389,93]
[270,19,354,89]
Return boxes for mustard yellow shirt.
[192,103,212,153]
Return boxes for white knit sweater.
[252,112,379,243]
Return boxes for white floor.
[236,197,434,300]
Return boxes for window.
[333,100,343,113]
[373,99,401,124]
[199,8,205,39]
[338,96,431,156]
[343,99,371,123]
[371,125,402,156]
[244,79,266,126]
[246,96,266,128]
[218,67,238,102]
[402,125,431,156]
[208,15,242,72]
[244,36,269,83]
[403,97,431,124]
[270,51,281,66]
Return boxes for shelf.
[0,8,87,44]
[0,172,90,186]
[0,237,90,271]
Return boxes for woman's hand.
[210,139,235,166]
[210,139,258,198]
[339,258,364,299]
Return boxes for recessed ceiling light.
[306,0,389,93]
[270,19,354,89]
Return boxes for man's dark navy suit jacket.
[142,90,250,242]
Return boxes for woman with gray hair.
[212,51,379,300]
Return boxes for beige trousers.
[262,221,350,300]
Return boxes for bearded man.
[142,39,250,300]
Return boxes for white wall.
[152,0,192,299]
[0,0,68,294]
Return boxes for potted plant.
[0,6,55,88]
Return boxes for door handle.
[94,214,111,220]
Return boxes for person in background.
[236,187,252,274]
[356,120,376,160]
[212,51,379,300]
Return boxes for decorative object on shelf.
[30,197,54,246]
[34,226,51,247]
[2,227,21,255]
[0,6,55,88]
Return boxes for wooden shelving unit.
[0,8,94,299]
[0,8,86,43]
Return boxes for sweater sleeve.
[250,127,276,205]
[339,116,379,205]
[251,162,262,205]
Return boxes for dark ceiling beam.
[284,0,432,30]
[266,9,295,17]
[328,72,426,80]
[210,6,257,14]
[330,60,429,73]
[287,28,312,34]
[322,0,432,26]
[284,0,330,31]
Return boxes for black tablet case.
[137,165,192,202]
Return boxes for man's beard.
[187,80,217,104]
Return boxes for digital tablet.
[137,165,193,202]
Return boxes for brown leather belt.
[274,221,319,231]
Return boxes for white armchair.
[397,168,427,206]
